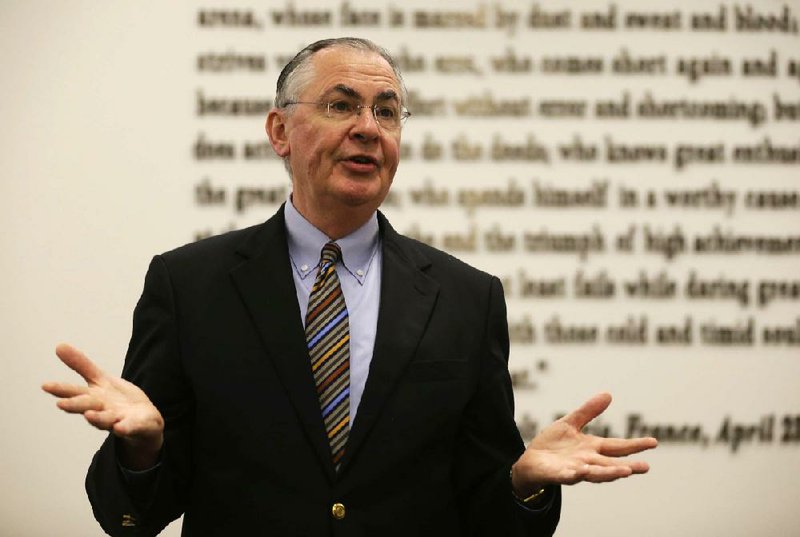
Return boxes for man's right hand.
[42,343,164,470]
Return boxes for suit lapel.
[229,207,336,480]
[340,214,440,471]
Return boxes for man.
[43,38,656,536]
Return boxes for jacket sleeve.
[453,276,561,536]
[86,255,194,537]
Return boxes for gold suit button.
[331,502,346,520]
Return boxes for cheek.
[290,137,325,173]
[383,137,401,170]
[299,130,340,166]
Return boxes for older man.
[44,38,656,536]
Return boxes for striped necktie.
[305,242,350,469]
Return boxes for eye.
[374,105,398,120]
[328,99,355,115]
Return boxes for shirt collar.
[285,196,380,285]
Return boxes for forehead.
[303,47,400,99]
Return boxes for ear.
[266,109,290,158]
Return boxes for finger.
[626,459,651,474]
[585,452,650,472]
[557,461,630,485]
[84,409,121,431]
[56,394,104,414]
[55,343,106,384]
[582,464,634,483]
[41,382,87,398]
[585,454,651,477]
[598,436,658,457]
[112,417,138,437]
[113,416,157,438]
[562,392,612,430]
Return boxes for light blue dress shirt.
[284,198,382,425]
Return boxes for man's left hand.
[511,392,658,497]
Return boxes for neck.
[292,201,375,240]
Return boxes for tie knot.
[320,242,342,266]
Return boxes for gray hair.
[274,37,408,109]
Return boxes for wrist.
[510,464,547,505]
[118,433,163,471]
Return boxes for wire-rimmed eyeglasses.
[282,99,411,130]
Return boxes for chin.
[337,191,383,209]
[334,178,389,208]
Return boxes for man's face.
[270,47,403,228]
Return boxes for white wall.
[2,1,798,535]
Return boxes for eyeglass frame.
[280,99,412,129]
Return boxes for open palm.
[513,393,657,492]
[42,343,164,467]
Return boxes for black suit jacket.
[86,206,561,536]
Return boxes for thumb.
[561,392,612,430]
[55,343,106,385]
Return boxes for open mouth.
[345,155,378,166]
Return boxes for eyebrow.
[327,84,399,103]
[376,89,399,103]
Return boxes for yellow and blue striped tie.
[306,242,350,469]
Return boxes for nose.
[350,106,380,142]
